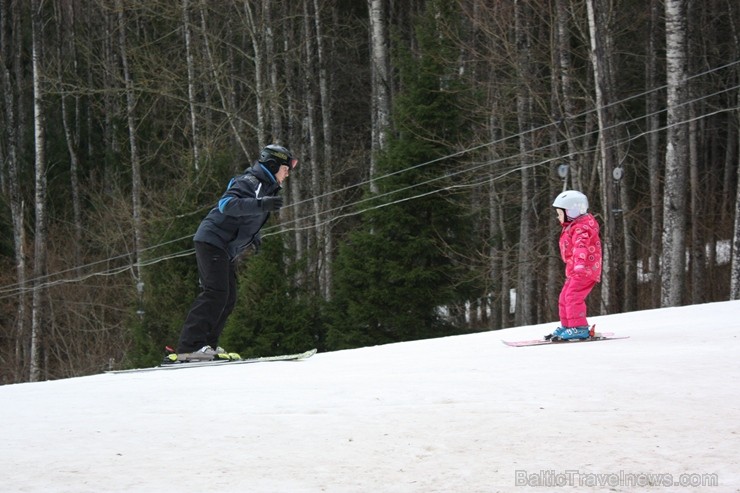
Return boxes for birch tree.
[661,0,690,307]
[116,0,145,309]
[243,1,267,147]
[313,0,334,300]
[263,0,281,142]
[368,0,390,194]
[302,0,321,292]
[182,0,202,170]
[30,0,48,382]
[586,0,619,313]
[284,6,305,272]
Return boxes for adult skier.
[169,144,298,362]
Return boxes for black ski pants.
[177,241,237,353]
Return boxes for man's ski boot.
[162,345,240,364]
[215,346,241,360]
[544,325,592,342]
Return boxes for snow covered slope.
[2,301,739,492]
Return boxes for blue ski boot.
[545,326,591,341]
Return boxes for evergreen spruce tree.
[219,238,322,357]
[129,155,242,366]
[328,1,476,349]
[129,189,203,366]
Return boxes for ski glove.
[260,196,284,212]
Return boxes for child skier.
[546,190,602,341]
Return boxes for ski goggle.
[287,157,298,170]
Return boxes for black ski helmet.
[258,144,297,176]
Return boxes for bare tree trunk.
[620,173,636,312]
[116,0,145,311]
[731,105,740,299]
[487,186,501,329]
[283,9,304,277]
[30,0,48,382]
[661,0,690,307]
[686,1,705,304]
[56,1,84,260]
[549,23,564,319]
[102,10,119,189]
[368,0,390,194]
[313,0,333,300]
[688,100,704,302]
[514,0,535,326]
[486,107,507,329]
[728,11,740,299]
[264,0,281,142]
[1,0,29,380]
[646,0,663,307]
[12,0,26,156]
[83,1,94,163]
[721,110,737,232]
[302,0,321,290]
[244,1,266,147]
[586,0,618,314]
[182,0,202,170]
[555,0,582,191]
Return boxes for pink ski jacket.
[559,213,602,282]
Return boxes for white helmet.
[553,190,588,220]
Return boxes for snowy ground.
[2,301,739,492]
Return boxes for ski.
[502,333,629,347]
[106,348,317,374]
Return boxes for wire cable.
[0,60,738,299]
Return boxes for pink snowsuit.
[558,213,602,328]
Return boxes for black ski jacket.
[193,163,281,260]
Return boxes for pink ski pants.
[558,275,597,328]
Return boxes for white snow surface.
[2,301,740,492]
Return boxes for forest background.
[1,0,739,383]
